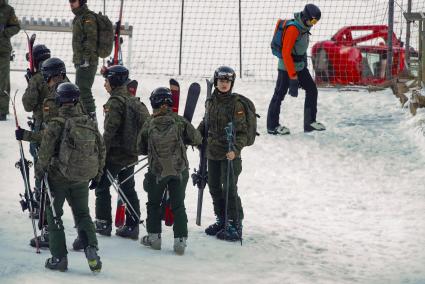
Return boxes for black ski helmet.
[103,65,129,88]
[55,82,80,106]
[41,57,66,82]
[301,4,321,25]
[79,0,87,6]
[213,66,236,90]
[26,44,51,70]
[149,87,173,109]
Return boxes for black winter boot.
[95,219,112,236]
[84,246,102,273]
[116,225,139,240]
[216,220,243,242]
[205,216,225,236]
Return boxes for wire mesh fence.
[7,0,425,83]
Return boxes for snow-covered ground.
[0,72,424,284]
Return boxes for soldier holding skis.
[93,65,149,240]
[140,87,202,255]
[0,0,20,120]
[198,66,248,242]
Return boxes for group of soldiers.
[2,0,250,273]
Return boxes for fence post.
[386,0,394,80]
[405,0,412,67]
[421,20,425,85]
[238,0,242,79]
[179,0,184,76]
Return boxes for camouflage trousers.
[0,54,11,114]
[207,158,244,221]
[143,169,189,238]
[46,173,98,258]
[75,64,97,113]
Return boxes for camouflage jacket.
[103,86,149,166]
[35,105,106,182]
[140,108,202,171]
[198,90,248,160]
[72,4,98,65]
[22,72,50,124]
[0,1,20,55]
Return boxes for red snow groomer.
[311,25,414,86]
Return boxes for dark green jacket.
[198,90,248,160]
[278,12,311,71]
[0,1,20,55]
[103,86,150,166]
[22,72,50,124]
[35,105,105,181]
[72,4,98,65]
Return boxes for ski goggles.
[216,72,235,81]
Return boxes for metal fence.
[8,0,425,82]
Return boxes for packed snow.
[0,71,424,284]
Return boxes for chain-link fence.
[8,0,425,82]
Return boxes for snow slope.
[0,72,424,284]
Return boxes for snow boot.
[116,225,139,240]
[84,245,102,273]
[95,219,112,236]
[304,121,326,132]
[267,125,290,135]
[173,237,187,255]
[141,233,161,250]
[30,228,49,248]
[205,216,224,236]
[45,256,68,272]
[72,236,84,251]
[217,220,243,242]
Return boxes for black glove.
[288,79,299,97]
[15,127,25,141]
[89,178,98,190]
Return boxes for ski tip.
[169,78,179,87]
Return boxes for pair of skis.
[159,79,201,226]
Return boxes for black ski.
[192,79,213,226]
[24,32,36,82]
[183,82,201,122]
[170,79,180,114]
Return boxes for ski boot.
[141,233,161,250]
[173,237,187,255]
[72,236,84,251]
[45,256,68,272]
[95,219,112,236]
[216,220,243,242]
[304,121,326,132]
[84,246,102,273]
[116,225,139,240]
[30,228,49,248]
[205,216,224,236]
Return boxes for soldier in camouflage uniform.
[0,0,20,120]
[34,82,104,272]
[70,0,98,117]
[94,65,150,240]
[198,66,248,242]
[140,87,202,255]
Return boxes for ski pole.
[43,173,61,230]
[106,170,144,227]
[119,161,148,186]
[120,156,148,172]
[223,122,234,234]
[9,90,40,253]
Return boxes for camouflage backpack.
[90,11,114,58]
[234,94,259,146]
[110,95,150,156]
[53,115,101,181]
[147,115,188,179]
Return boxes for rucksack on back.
[147,115,187,179]
[55,116,101,181]
[235,94,259,146]
[91,11,114,58]
[111,95,149,156]
[271,19,302,58]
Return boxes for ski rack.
[19,16,134,67]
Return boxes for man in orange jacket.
[267,4,326,135]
